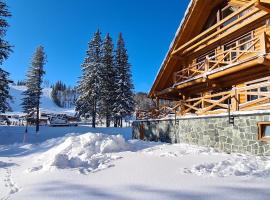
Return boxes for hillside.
[8,85,75,115]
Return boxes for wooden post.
[260,31,267,54]
[201,92,206,109]
[231,87,239,112]
[205,56,209,73]
[156,97,160,110]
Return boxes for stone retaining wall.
[132,113,270,156]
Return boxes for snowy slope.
[8,85,75,115]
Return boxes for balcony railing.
[173,31,267,85]
[136,80,270,119]
[174,80,270,116]
[172,0,267,56]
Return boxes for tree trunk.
[114,117,117,127]
[92,100,96,128]
[36,105,40,134]
[106,115,110,127]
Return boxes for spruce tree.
[76,30,103,128]
[21,46,46,133]
[100,33,115,127]
[0,0,12,113]
[113,33,134,127]
[0,68,12,112]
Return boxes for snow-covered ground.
[8,85,75,115]
[1,127,270,200]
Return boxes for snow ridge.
[28,133,129,174]
[183,154,270,178]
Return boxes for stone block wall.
[132,113,270,156]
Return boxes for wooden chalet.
[145,0,270,118]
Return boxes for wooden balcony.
[173,31,269,90]
[172,0,269,56]
[137,79,270,119]
[174,80,270,116]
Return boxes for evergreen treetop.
[113,33,135,118]
[21,46,46,114]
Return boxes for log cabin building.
[149,0,270,116]
[133,0,270,155]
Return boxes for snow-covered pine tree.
[100,33,116,127]
[21,46,46,133]
[76,30,103,128]
[0,68,12,112]
[113,33,135,127]
[0,0,12,113]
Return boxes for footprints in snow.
[4,168,19,194]
[1,163,20,200]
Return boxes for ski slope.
[8,85,75,115]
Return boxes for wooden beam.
[175,78,204,90]
[256,1,270,13]
[172,1,257,55]
[156,87,175,96]
[182,11,266,55]
[208,58,262,80]
[260,0,270,4]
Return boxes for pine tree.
[113,33,135,127]
[21,46,46,133]
[76,30,103,128]
[0,68,12,112]
[0,0,12,113]
[100,33,116,127]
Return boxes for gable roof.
[148,0,230,99]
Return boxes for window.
[197,50,216,64]
[223,32,253,62]
[246,78,270,101]
[221,5,238,26]
[224,42,237,61]
[258,122,270,141]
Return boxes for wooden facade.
[142,0,270,119]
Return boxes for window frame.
[258,122,270,141]
[246,77,270,101]
[222,31,254,62]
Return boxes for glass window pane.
[264,126,270,137]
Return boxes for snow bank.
[141,143,219,157]
[183,154,270,178]
[0,126,132,145]
[29,133,130,174]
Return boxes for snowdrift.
[183,154,270,177]
[29,133,130,174]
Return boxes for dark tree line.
[51,81,77,108]
[51,81,67,107]
[76,30,134,128]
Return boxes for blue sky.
[4,0,190,92]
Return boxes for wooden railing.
[136,105,174,120]
[174,31,266,84]
[136,81,270,119]
[174,81,270,116]
[172,0,267,56]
